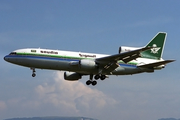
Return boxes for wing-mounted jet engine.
[64,71,82,81]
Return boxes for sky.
[0,0,180,120]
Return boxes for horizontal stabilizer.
[138,60,175,68]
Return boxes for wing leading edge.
[95,47,152,74]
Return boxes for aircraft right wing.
[95,47,153,74]
[96,47,152,63]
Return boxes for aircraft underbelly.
[5,55,144,75]
[112,65,143,75]
[5,55,69,70]
[5,55,98,73]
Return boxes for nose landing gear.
[31,68,36,77]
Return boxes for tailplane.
[141,32,166,60]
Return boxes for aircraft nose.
[4,55,9,62]
[4,56,7,61]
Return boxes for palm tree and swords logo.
[151,44,161,54]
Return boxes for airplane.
[4,32,175,86]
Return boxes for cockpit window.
[9,52,17,55]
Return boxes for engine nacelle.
[154,65,165,70]
[79,59,96,70]
[64,72,81,81]
[119,46,140,54]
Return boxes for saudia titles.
[79,54,96,58]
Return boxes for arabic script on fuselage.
[79,54,96,58]
[40,50,58,54]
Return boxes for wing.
[95,47,152,74]
[96,47,152,63]
[137,60,175,68]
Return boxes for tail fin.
[141,32,166,60]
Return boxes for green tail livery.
[141,32,166,60]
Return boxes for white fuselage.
[4,48,161,75]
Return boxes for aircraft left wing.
[95,47,152,74]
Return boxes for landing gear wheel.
[86,80,91,85]
[32,73,36,77]
[94,75,100,80]
[100,75,106,80]
[31,68,36,77]
[92,81,97,86]
[86,74,98,86]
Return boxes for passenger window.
[31,50,36,53]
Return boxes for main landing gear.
[86,74,107,86]
[31,68,36,77]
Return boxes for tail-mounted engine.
[119,46,140,54]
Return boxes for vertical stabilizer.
[141,32,166,60]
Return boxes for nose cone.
[4,55,8,61]
[4,55,19,64]
[4,55,10,62]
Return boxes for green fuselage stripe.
[16,52,138,66]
